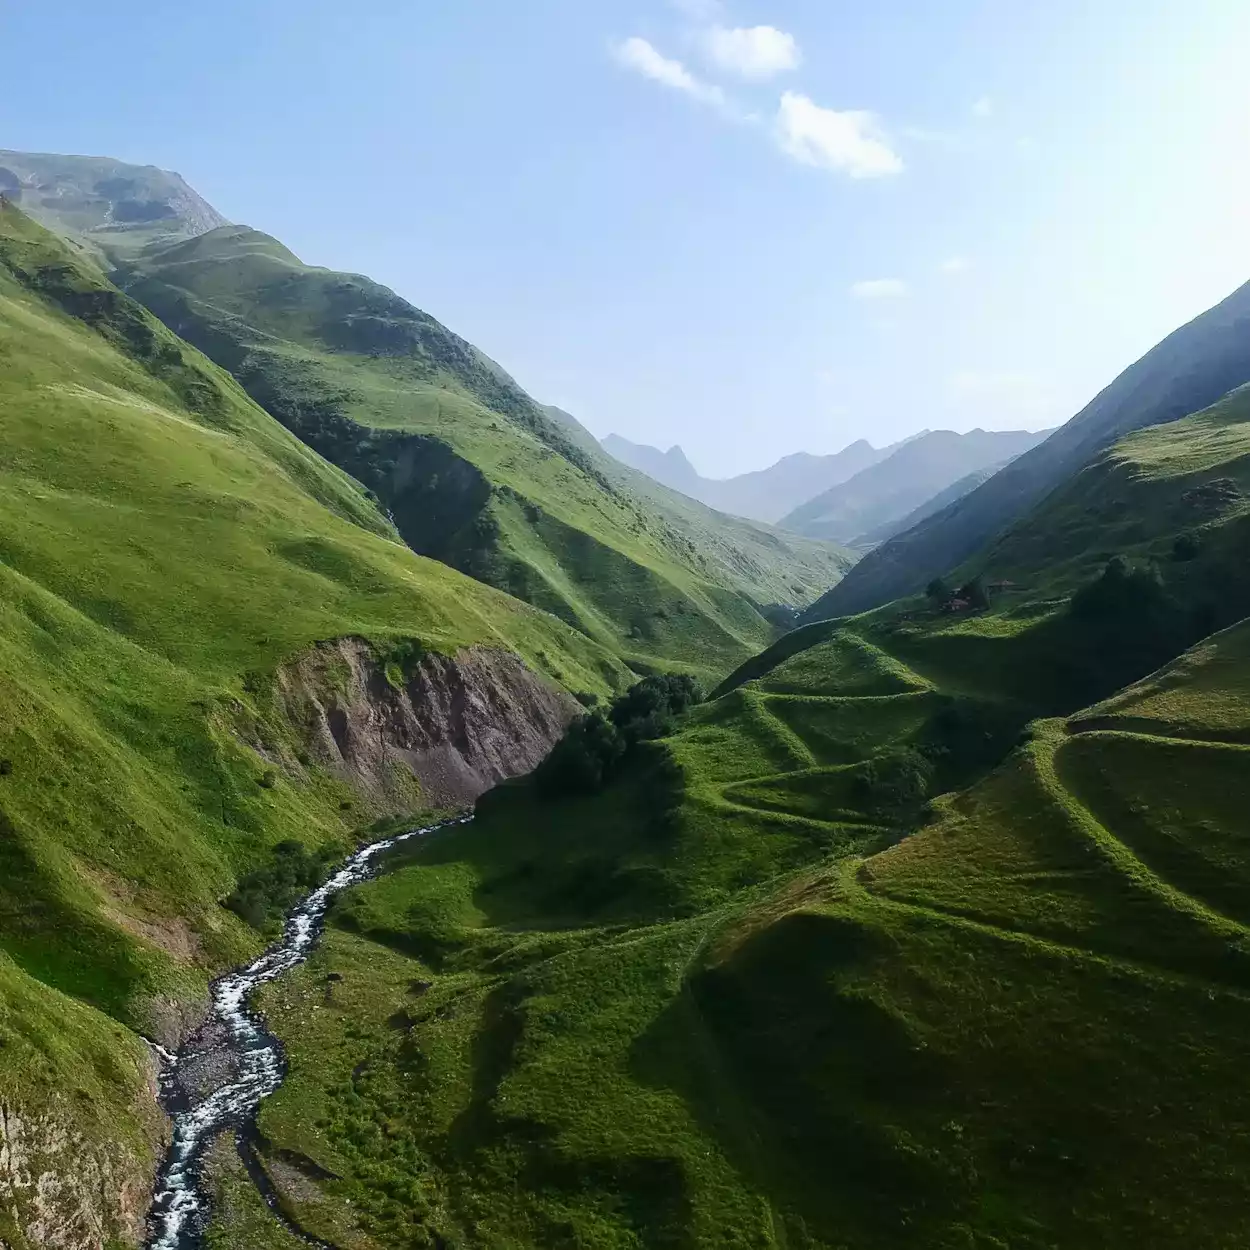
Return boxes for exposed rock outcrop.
[0,1086,163,1250]
[279,641,578,810]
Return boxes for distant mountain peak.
[0,149,228,252]
[780,427,1049,544]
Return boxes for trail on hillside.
[144,816,470,1250]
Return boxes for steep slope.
[851,460,1008,549]
[814,277,1250,615]
[782,427,1048,543]
[112,221,849,678]
[802,380,1250,627]
[249,569,1250,1247]
[974,382,1250,603]
[601,432,891,523]
[0,200,633,1243]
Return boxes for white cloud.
[613,37,727,108]
[851,278,909,300]
[776,92,903,178]
[972,96,993,118]
[703,25,800,79]
[940,255,970,274]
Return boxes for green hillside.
[236,385,1250,1247]
[244,576,1250,1247]
[810,275,1250,618]
[114,223,849,677]
[7,146,1250,1250]
[0,200,637,1242]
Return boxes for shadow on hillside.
[629,909,967,1246]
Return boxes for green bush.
[1172,531,1201,562]
[608,674,702,746]
[535,713,625,797]
[1047,555,1201,705]
[852,748,935,821]
[1070,555,1168,621]
[226,839,340,930]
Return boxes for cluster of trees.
[1058,554,1209,703]
[536,674,702,798]
[926,575,991,611]
[227,839,339,930]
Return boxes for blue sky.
[5,0,1250,476]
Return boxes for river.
[144,816,469,1250]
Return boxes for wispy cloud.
[940,255,970,275]
[613,37,727,109]
[972,96,993,118]
[851,278,909,299]
[776,92,903,178]
[703,24,800,79]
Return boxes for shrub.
[1172,531,1201,562]
[608,674,702,747]
[1070,556,1172,623]
[1054,556,1198,704]
[536,713,625,797]
[226,839,339,930]
[852,748,935,820]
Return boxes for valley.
[1,134,1250,1250]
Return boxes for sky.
[5,0,1250,478]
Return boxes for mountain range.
[807,275,1250,619]
[0,150,850,681]
[779,426,1049,543]
[4,146,1250,1250]
[601,432,893,523]
[602,425,1049,548]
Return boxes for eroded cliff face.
[276,641,579,810]
[2,641,576,1249]
[0,1088,163,1250]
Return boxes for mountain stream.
[143,816,468,1249]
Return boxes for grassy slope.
[254,388,1250,1245]
[808,274,1250,618]
[113,224,850,679]
[255,607,1250,1249]
[248,614,1031,1246]
[971,382,1250,608]
[0,201,635,1212]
